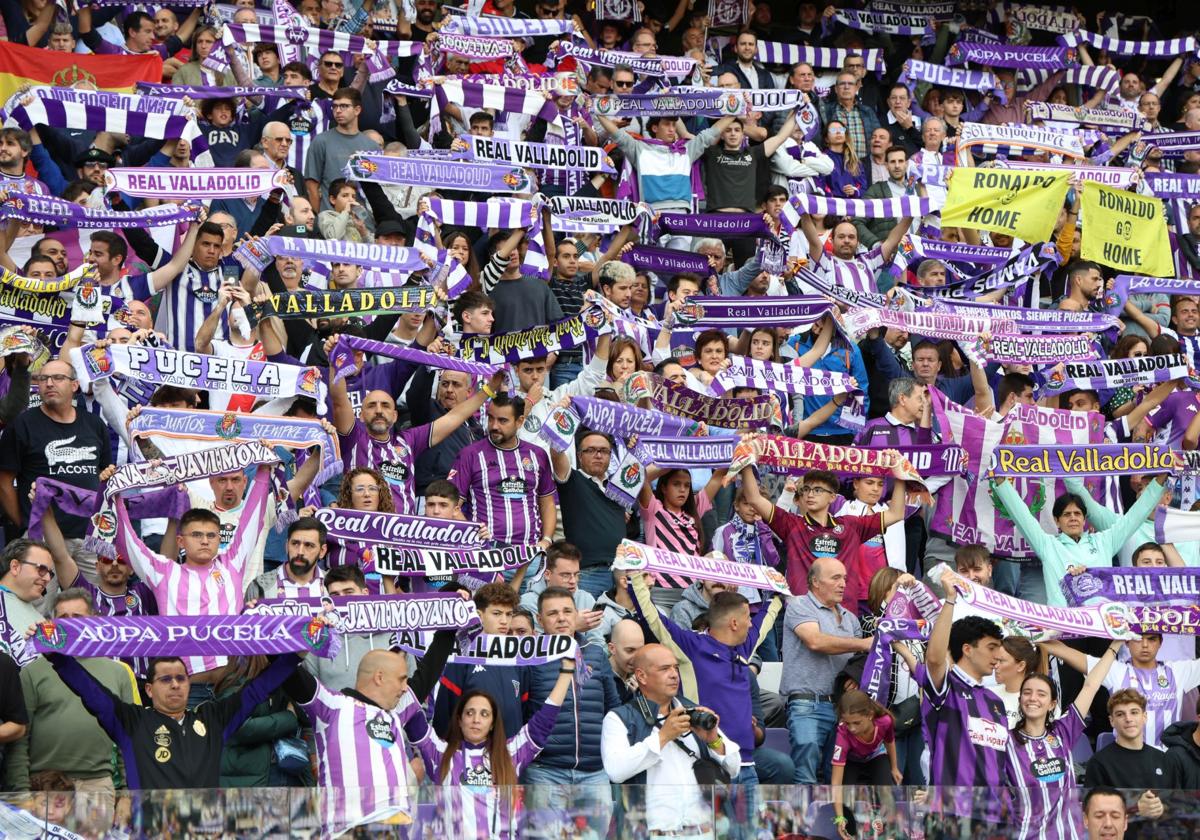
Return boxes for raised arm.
[1075,641,1122,715]
[923,567,961,692]
[762,112,798,159]
[737,463,775,521]
[34,492,80,587]
[880,216,914,264]
[326,335,358,436]
[429,370,506,447]
[145,221,202,294]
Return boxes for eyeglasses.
[351,484,381,494]
[153,674,189,685]
[799,486,833,496]
[580,447,611,457]
[32,374,74,383]
[183,530,221,541]
[20,560,54,578]
[267,135,293,143]
[323,60,344,69]
[98,555,130,567]
[835,81,857,88]
[331,102,354,110]
[846,63,864,70]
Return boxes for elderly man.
[819,70,880,160]
[781,558,872,784]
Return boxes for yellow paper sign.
[1080,181,1173,277]
[940,168,1071,243]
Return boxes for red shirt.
[767,506,884,612]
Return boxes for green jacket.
[4,656,138,790]
[217,685,306,788]
[991,477,1166,606]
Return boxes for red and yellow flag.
[0,42,162,104]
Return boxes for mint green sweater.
[991,478,1167,607]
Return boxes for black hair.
[146,656,187,682]
[489,390,525,419]
[178,508,221,531]
[997,372,1035,407]
[325,565,366,590]
[1051,492,1086,519]
[1082,786,1126,815]
[1012,673,1060,742]
[123,11,153,36]
[948,616,1002,663]
[287,515,328,543]
[424,479,462,503]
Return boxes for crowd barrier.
[3,784,1200,839]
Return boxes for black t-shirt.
[0,407,113,537]
[557,469,627,571]
[1085,742,1183,790]
[703,144,768,212]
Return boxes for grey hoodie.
[668,583,712,630]
[302,631,414,694]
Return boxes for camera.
[688,709,717,731]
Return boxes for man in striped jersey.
[243,516,328,602]
[330,352,508,514]
[796,213,913,297]
[449,391,557,550]
[920,568,1007,792]
[111,464,276,707]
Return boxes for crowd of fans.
[2,0,1200,838]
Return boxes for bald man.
[329,345,509,513]
[608,619,646,702]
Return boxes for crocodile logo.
[45,436,97,467]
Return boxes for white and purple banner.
[246,593,480,633]
[1063,567,1200,606]
[613,539,791,594]
[105,168,290,201]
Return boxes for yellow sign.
[1080,181,1173,277]
[940,168,1070,243]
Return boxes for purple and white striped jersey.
[1089,655,1200,748]
[114,467,273,674]
[808,245,886,296]
[300,683,420,835]
[1005,705,1086,840]
[325,536,383,595]
[149,263,227,352]
[338,419,432,514]
[274,564,326,600]
[406,697,561,840]
[449,438,557,546]
[918,663,1007,789]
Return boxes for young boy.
[317,178,372,243]
[713,483,783,658]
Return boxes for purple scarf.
[625,244,711,276]
[674,296,832,328]
[347,152,535,193]
[0,193,199,230]
[329,335,500,384]
[947,41,1078,69]
[312,508,486,548]
[247,593,481,633]
[1062,567,1200,606]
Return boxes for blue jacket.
[522,636,620,772]
[788,335,871,436]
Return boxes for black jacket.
[1163,721,1200,789]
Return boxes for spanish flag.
[0,42,162,104]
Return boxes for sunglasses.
[322,60,344,69]
[98,555,130,567]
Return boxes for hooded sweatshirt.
[668,582,712,631]
[1163,721,1200,789]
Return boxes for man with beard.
[0,129,49,195]
[1058,260,1105,312]
[331,348,508,515]
[31,239,67,275]
[244,516,328,600]
[450,391,557,548]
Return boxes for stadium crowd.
[4,0,1200,838]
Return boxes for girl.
[405,669,575,840]
[442,229,481,283]
[324,467,393,593]
[638,466,726,556]
[831,690,902,840]
[171,27,233,86]
[819,120,867,199]
[1005,642,1121,840]
[993,637,1041,728]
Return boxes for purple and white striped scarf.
[932,298,1119,333]
[329,335,500,385]
[27,478,189,546]
[843,307,1018,341]
[946,41,1078,70]
[384,79,434,99]
[964,333,1099,366]
[782,194,936,231]
[439,14,575,38]
[128,407,341,487]
[440,72,579,94]
[219,23,399,83]
[418,198,547,280]
[105,167,290,201]
[756,42,885,73]
[433,78,560,123]
[549,195,647,226]
[626,371,780,430]
[899,234,1011,268]
[897,59,1006,103]
[1005,4,1080,35]
[707,0,745,27]
[0,194,199,230]
[435,32,513,61]
[982,160,1137,190]
[1144,132,1200,158]
[923,242,1062,304]
[551,42,697,77]
[613,540,791,594]
[595,0,642,23]
[793,265,930,311]
[1025,100,1138,130]
[270,0,305,65]
[711,355,857,398]
[1034,354,1197,398]
[570,395,702,438]
[955,121,1085,165]
[347,151,536,193]
[392,631,576,668]
[592,90,745,119]
[630,435,736,470]
[625,244,710,277]
[1064,65,1122,96]
[248,593,479,633]
[312,507,485,548]
[5,99,210,164]
[4,86,188,117]
[134,83,311,102]
[1059,30,1197,57]
[1103,275,1200,314]
[833,7,931,36]
[672,295,831,328]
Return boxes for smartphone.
[222,265,240,287]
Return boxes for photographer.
[601,644,741,839]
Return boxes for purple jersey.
[918,663,1007,789]
[338,419,431,514]
[300,683,420,835]
[449,439,556,545]
[1005,705,1086,840]
[1145,390,1200,449]
[407,697,560,840]
[1091,655,1200,748]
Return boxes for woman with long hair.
[993,637,1041,728]
[638,466,725,556]
[442,228,481,283]
[405,669,575,839]
[819,120,867,199]
[1004,642,1120,840]
[607,336,645,390]
[1105,334,1152,418]
[323,467,394,592]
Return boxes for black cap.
[375,218,412,241]
[75,147,115,167]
